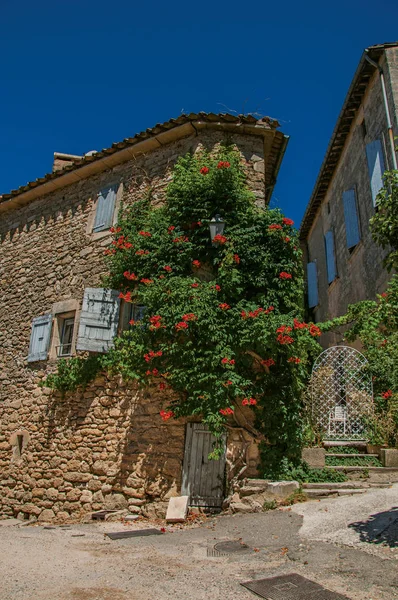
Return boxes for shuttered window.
[307,262,318,308]
[366,139,385,206]
[92,185,117,232]
[343,188,361,249]
[28,314,53,362]
[324,230,337,284]
[76,288,120,352]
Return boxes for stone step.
[304,488,367,498]
[326,453,379,458]
[303,482,370,489]
[323,440,367,449]
[330,466,398,472]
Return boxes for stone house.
[300,42,398,341]
[0,113,288,521]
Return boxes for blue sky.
[1,0,397,227]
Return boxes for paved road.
[1,488,397,600]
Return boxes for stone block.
[103,493,128,510]
[38,509,55,522]
[381,448,398,467]
[302,447,325,468]
[263,481,299,499]
[166,496,189,523]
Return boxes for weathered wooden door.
[181,423,226,508]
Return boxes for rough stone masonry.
[0,116,286,521]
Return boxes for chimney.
[52,152,83,173]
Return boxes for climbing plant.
[45,146,323,469]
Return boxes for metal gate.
[308,346,373,440]
[181,423,226,508]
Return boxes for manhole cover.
[207,540,250,556]
[241,573,350,599]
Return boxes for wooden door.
[181,423,226,508]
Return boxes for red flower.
[175,321,189,330]
[269,224,283,231]
[145,370,151,376]
[219,303,230,310]
[293,318,307,330]
[135,249,150,255]
[182,313,197,321]
[123,271,138,280]
[164,265,173,272]
[382,390,393,399]
[152,368,159,376]
[129,319,136,326]
[277,334,294,345]
[173,236,189,243]
[242,398,249,406]
[381,292,388,298]
[159,275,165,279]
[309,324,321,337]
[168,225,176,233]
[140,278,154,285]
[229,359,235,365]
[139,231,152,237]
[197,221,202,226]
[160,410,174,421]
[261,358,275,367]
[249,397,257,405]
[288,357,301,364]
[144,350,163,362]
[219,407,234,416]
[282,217,294,226]
[213,234,227,244]
[276,325,292,333]
[149,315,162,325]
[159,382,166,390]
[124,242,133,249]
[241,311,247,319]
[233,254,240,264]
[221,357,235,366]
[248,308,263,318]
[284,237,290,243]
[191,283,199,288]
[214,284,221,292]
[225,380,233,386]
[119,291,132,302]
[279,272,292,279]
[192,260,201,268]
[217,161,230,169]
[110,226,122,234]
[200,166,209,175]
[104,249,116,255]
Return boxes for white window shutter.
[93,185,117,232]
[27,314,53,362]
[324,230,337,284]
[76,288,120,352]
[307,262,318,308]
[343,189,361,248]
[366,139,385,206]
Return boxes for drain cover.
[241,573,350,599]
[105,528,163,540]
[207,540,250,557]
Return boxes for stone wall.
[304,49,398,338]
[0,128,265,520]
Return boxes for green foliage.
[265,457,347,482]
[43,356,103,393]
[263,499,278,511]
[45,145,322,464]
[325,446,360,454]
[370,168,398,272]
[325,455,382,467]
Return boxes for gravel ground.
[0,490,398,600]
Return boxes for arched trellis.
[307,346,373,440]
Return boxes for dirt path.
[0,498,397,600]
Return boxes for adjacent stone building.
[300,42,398,339]
[0,113,288,521]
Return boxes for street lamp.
[209,214,225,245]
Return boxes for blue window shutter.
[93,185,117,232]
[343,189,361,248]
[324,230,337,284]
[76,288,120,352]
[307,262,318,308]
[28,314,53,362]
[366,139,385,206]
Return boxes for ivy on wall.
[45,146,323,470]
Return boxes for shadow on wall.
[348,507,398,547]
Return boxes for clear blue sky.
[1,0,397,227]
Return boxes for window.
[27,314,53,362]
[119,301,146,331]
[57,316,75,357]
[307,262,319,308]
[343,188,361,250]
[92,185,117,233]
[324,230,337,284]
[366,139,385,206]
[76,288,121,352]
